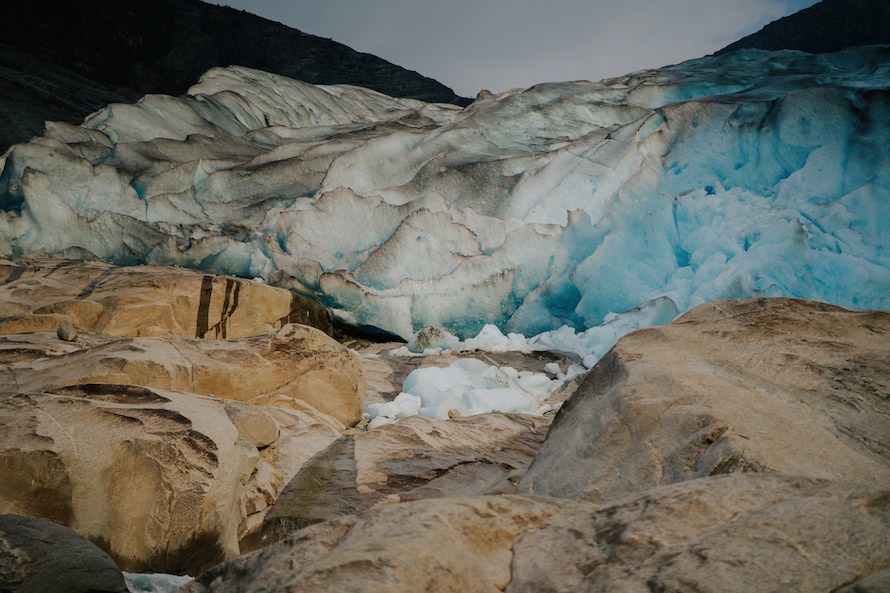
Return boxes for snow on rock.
[1,48,889,359]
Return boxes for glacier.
[1,46,888,350]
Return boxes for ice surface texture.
[1,48,888,340]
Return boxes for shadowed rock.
[249,413,549,549]
[0,514,127,593]
[0,0,469,150]
[718,0,890,55]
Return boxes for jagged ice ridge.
[1,46,888,371]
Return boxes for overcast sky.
[216,0,820,97]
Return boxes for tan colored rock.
[0,323,365,426]
[251,413,548,548]
[0,384,341,574]
[519,298,890,503]
[0,259,332,339]
[180,474,890,593]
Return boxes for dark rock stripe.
[195,275,214,339]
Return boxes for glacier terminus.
[1,45,888,363]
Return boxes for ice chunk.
[124,572,193,593]
[365,356,562,426]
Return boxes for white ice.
[124,572,193,593]
[365,357,562,428]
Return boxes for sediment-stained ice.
[1,49,888,353]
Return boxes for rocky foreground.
[0,259,888,592]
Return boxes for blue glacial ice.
[1,47,888,365]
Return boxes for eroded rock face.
[0,259,332,339]
[0,323,365,426]
[0,385,341,574]
[0,514,127,593]
[0,261,367,573]
[519,298,890,502]
[251,413,549,548]
[180,474,890,593]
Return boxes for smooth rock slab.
[0,323,365,426]
[0,514,127,593]
[180,474,890,593]
[519,298,890,503]
[0,259,332,339]
[0,384,341,574]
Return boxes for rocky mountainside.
[0,0,469,151]
[718,0,890,54]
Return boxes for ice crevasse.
[0,46,888,357]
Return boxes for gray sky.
[216,0,820,97]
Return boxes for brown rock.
[180,474,890,593]
[0,259,332,339]
[519,298,890,502]
[0,323,365,426]
[251,413,548,548]
[0,384,341,574]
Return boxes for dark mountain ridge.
[718,0,890,54]
[0,0,470,151]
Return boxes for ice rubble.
[124,572,193,593]
[1,48,889,371]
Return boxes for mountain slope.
[718,0,890,54]
[0,0,469,151]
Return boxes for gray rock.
[0,514,126,593]
[55,324,77,342]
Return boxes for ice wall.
[1,49,888,340]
